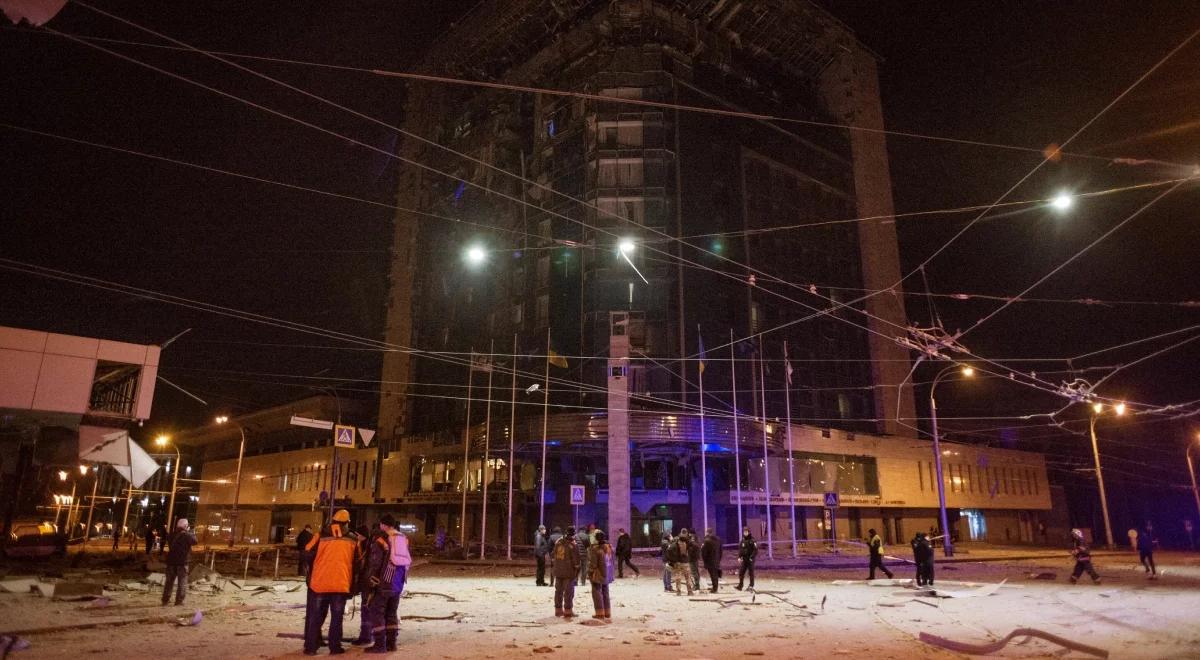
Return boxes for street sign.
[334,424,356,448]
[358,428,376,447]
[291,415,333,430]
[569,484,586,506]
[824,491,840,508]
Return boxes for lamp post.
[1087,401,1124,549]
[155,435,181,532]
[928,364,974,557]
[83,464,99,545]
[1187,434,1200,524]
[215,416,246,547]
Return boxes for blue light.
[701,443,729,453]
[546,440,562,447]
[453,181,466,201]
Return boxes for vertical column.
[819,49,915,435]
[607,314,632,538]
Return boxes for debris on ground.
[918,628,1109,658]
[1027,572,1057,580]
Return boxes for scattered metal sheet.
[0,579,38,594]
[919,628,1109,658]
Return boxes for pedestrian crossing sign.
[824,491,839,508]
[334,424,355,448]
[570,485,586,505]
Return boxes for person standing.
[296,524,314,577]
[350,525,374,647]
[162,518,196,606]
[587,530,615,621]
[364,514,410,653]
[534,525,550,586]
[111,526,121,552]
[701,529,723,593]
[547,526,564,587]
[303,509,357,655]
[575,526,591,586]
[910,532,934,586]
[552,527,580,618]
[144,524,156,556]
[659,531,674,593]
[615,528,639,578]
[667,532,692,595]
[1068,528,1101,584]
[1137,522,1157,578]
[684,529,702,591]
[866,528,893,580]
[735,527,757,591]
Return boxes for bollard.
[243,548,250,580]
[274,548,280,581]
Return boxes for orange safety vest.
[307,524,357,594]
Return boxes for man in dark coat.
[701,529,723,593]
[1137,522,1157,578]
[534,525,550,586]
[296,524,315,577]
[659,532,674,593]
[615,528,639,578]
[547,526,563,587]
[683,529,702,591]
[735,527,757,590]
[552,527,581,617]
[867,529,893,580]
[910,532,934,586]
[575,526,591,586]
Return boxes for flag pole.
[507,332,517,560]
[697,325,708,534]
[480,339,495,560]
[784,340,797,559]
[539,326,550,527]
[459,357,475,552]
[730,329,743,534]
[758,335,773,560]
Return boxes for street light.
[1088,401,1125,548]
[155,435,181,533]
[928,363,974,557]
[215,415,247,547]
[465,245,486,266]
[617,238,635,255]
[1051,192,1073,211]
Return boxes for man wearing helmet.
[1069,528,1101,584]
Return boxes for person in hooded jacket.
[615,528,639,578]
[735,527,757,590]
[295,524,314,577]
[684,530,702,591]
[303,509,358,655]
[552,526,581,617]
[866,528,893,580]
[587,530,616,621]
[910,532,934,586]
[362,514,411,653]
[575,526,591,586]
[350,524,374,646]
[1137,522,1158,578]
[701,529,723,593]
[1069,528,1101,584]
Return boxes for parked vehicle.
[3,522,67,558]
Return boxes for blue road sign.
[334,424,355,448]
[823,491,839,508]
[570,484,586,506]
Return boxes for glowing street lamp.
[617,238,635,255]
[215,415,247,547]
[928,364,974,557]
[1051,192,1073,211]
[1088,401,1126,548]
[155,435,181,534]
[465,245,487,266]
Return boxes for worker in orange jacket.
[303,509,359,655]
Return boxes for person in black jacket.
[534,525,550,586]
[867,529,893,580]
[547,526,563,587]
[615,528,639,578]
[666,533,692,595]
[659,532,674,593]
[910,533,934,586]
[701,529,723,593]
[296,524,314,577]
[735,527,757,590]
[162,518,196,606]
[1137,522,1157,578]
[683,529,702,591]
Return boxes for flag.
[548,347,568,369]
[697,329,706,375]
[784,344,793,386]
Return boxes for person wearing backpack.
[547,526,564,587]
[867,528,893,580]
[552,527,581,617]
[587,530,615,621]
[363,514,411,653]
[667,534,692,595]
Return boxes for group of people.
[537,524,617,620]
[299,509,412,655]
[657,527,759,595]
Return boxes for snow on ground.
[3,551,1200,659]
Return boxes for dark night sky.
[3,2,1199,525]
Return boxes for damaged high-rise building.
[360,1,1050,549]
